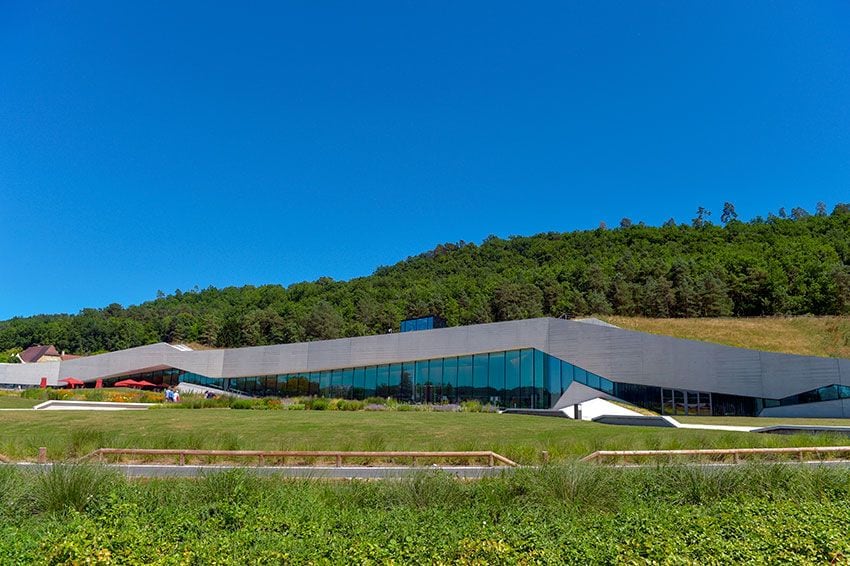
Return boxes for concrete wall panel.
[0,361,59,386]
[760,398,847,419]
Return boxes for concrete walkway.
[674,422,758,432]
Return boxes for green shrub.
[336,400,364,411]
[396,404,413,412]
[286,403,306,410]
[363,397,388,406]
[460,400,482,412]
[230,400,254,410]
[29,464,118,515]
[307,397,330,411]
[21,388,49,400]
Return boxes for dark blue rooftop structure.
[400,315,447,333]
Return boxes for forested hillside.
[2,204,849,357]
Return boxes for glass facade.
[166,348,598,408]
[101,351,850,417]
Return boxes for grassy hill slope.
[604,316,850,358]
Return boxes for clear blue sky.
[1,2,848,320]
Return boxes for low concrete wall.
[591,415,679,428]
[753,425,850,437]
[10,463,515,479]
[33,400,155,411]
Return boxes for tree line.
[1,203,849,357]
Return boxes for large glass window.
[457,356,473,400]
[400,362,414,402]
[319,371,332,397]
[505,351,521,407]
[329,369,341,397]
[388,364,401,398]
[443,357,458,403]
[341,369,353,399]
[561,361,574,392]
[353,367,365,398]
[364,366,377,397]
[574,367,587,386]
[473,354,489,402]
[546,354,560,408]
[533,350,545,409]
[428,359,442,404]
[376,365,390,398]
[520,349,533,407]
[488,352,505,406]
[415,360,429,403]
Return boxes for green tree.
[721,202,738,224]
[304,302,345,341]
[491,282,544,321]
[692,207,712,228]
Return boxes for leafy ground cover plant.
[0,464,849,563]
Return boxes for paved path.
[674,422,758,432]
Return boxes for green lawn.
[0,395,39,409]
[2,409,849,463]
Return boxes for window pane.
[428,359,443,404]
[561,361,574,392]
[661,389,673,415]
[473,354,489,402]
[415,360,428,403]
[546,354,561,405]
[309,372,320,396]
[443,357,458,403]
[586,372,601,390]
[341,369,353,399]
[533,350,545,409]
[320,371,332,397]
[520,349,533,408]
[489,352,505,406]
[331,369,343,397]
[457,356,473,401]
[400,362,414,402]
[353,367,365,399]
[388,364,401,399]
[364,366,377,397]
[505,351,521,407]
[376,365,390,398]
[673,390,685,415]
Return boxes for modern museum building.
[2,316,850,418]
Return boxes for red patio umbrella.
[135,380,157,388]
[114,379,142,388]
[59,377,84,389]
